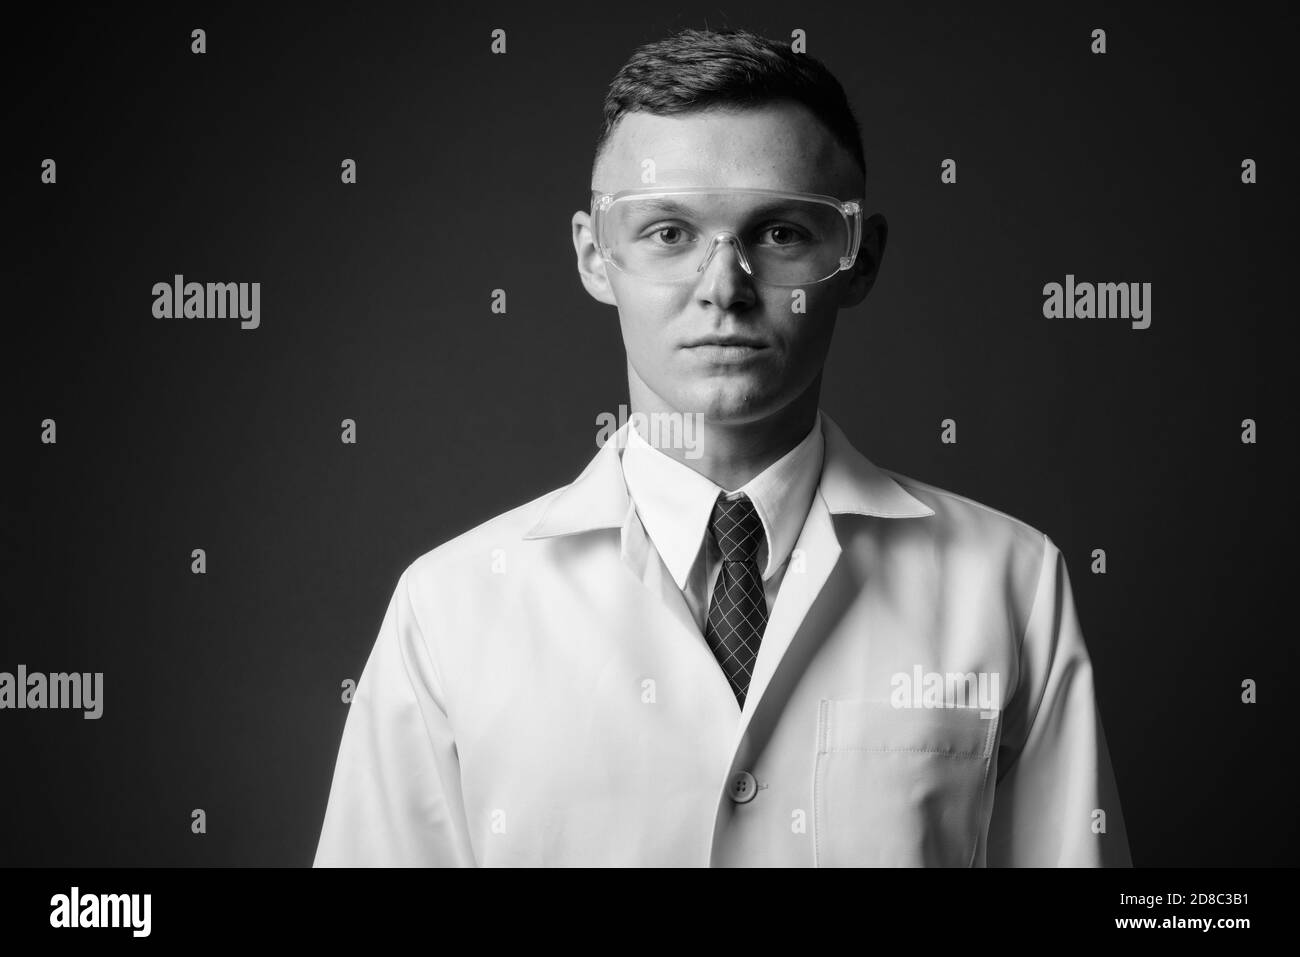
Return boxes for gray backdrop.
[3,2,1284,866]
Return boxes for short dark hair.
[592,27,867,187]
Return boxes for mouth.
[680,336,770,364]
[682,336,769,350]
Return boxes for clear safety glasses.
[590,186,863,287]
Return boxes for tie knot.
[709,493,764,563]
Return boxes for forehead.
[594,101,861,197]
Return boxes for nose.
[695,232,757,307]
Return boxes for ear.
[573,210,618,306]
[838,212,887,309]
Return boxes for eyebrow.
[622,198,816,218]
[623,199,697,216]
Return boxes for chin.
[678,382,783,425]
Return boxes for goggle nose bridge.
[694,230,755,277]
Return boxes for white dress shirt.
[313,410,1131,867]
[619,412,825,634]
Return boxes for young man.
[314,28,1131,867]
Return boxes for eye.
[759,224,809,246]
[645,223,695,246]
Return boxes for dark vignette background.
[2,2,1287,866]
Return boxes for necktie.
[703,493,769,709]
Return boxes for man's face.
[573,99,883,426]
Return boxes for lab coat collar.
[522,410,934,541]
[521,422,638,541]
[815,413,936,519]
[620,411,826,587]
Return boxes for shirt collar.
[619,411,825,587]
[522,410,935,542]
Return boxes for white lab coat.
[314,413,1131,867]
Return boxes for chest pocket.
[813,698,999,867]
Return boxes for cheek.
[790,280,846,320]
[763,293,838,356]
[615,285,685,350]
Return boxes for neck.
[627,366,821,490]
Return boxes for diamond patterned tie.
[704,493,769,709]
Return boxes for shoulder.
[875,466,1053,579]
[891,468,1046,543]
[399,485,567,591]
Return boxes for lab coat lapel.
[727,411,937,750]
[524,424,726,672]
[734,491,841,745]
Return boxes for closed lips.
[685,337,766,348]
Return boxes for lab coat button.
[728,771,758,803]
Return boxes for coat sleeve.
[313,567,477,866]
[986,535,1132,867]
